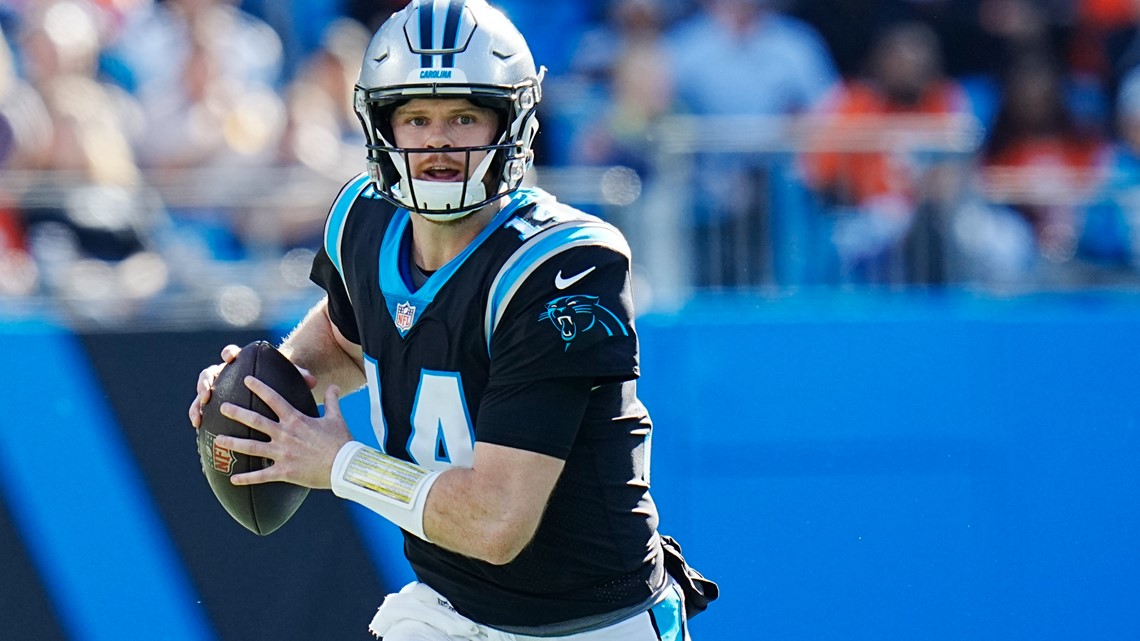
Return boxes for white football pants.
[369,580,689,641]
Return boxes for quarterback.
[189,0,715,638]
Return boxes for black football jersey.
[309,175,666,632]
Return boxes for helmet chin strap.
[403,178,488,221]
[390,148,499,221]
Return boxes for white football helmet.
[354,0,544,221]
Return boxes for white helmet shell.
[354,0,544,220]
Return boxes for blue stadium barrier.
[2,289,1138,640]
[637,290,1140,641]
[0,325,216,641]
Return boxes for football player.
[189,1,715,638]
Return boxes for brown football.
[197,341,315,535]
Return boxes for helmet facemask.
[355,83,540,221]
[352,0,544,221]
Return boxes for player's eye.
[456,114,476,125]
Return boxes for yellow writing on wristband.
[342,447,430,507]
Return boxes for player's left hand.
[215,379,352,490]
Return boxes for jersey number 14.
[365,357,476,470]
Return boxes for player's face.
[390,98,500,182]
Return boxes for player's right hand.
[189,344,242,429]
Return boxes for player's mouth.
[415,160,465,182]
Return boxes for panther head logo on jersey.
[539,295,628,351]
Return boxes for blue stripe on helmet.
[418,0,434,68]
[440,0,465,68]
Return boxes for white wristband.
[330,441,442,541]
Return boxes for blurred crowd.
[3,0,1140,319]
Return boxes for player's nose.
[422,122,454,149]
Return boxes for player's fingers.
[214,434,273,460]
[196,369,212,397]
[322,385,343,420]
[191,365,222,425]
[230,467,278,486]
[243,375,298,421]
[297,366,317,390]
[220,344,241,363]
[189,390,208,427]
[219,401,279,437]
[196,362,224,398]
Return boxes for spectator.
[2,0,120,169]
[0,25,38,297]
[664,0,838,287]
[241,0,344,78]
[1074,0,1140,131]
[560,0,674,175]
[245,16,371,252]
[981,52,1110,268]
[3,1,163,303]
[107,0,285,170]
[970,0,1084,125]
[1079,65,1140,270]
[105,0,288,261]
[108,0,283,99]
[800,21,972,283]
[668,0,835,117]
[14,72,169,310]
[277,17,368,177]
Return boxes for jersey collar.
[378,188,546,337]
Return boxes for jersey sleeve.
[307,173,372,346]
[309,246,360,345]
[487,241,639,386]
[475,376,594,459]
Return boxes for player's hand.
[189,344,241,429]
[215,381,352,490]
[188,344,317,429]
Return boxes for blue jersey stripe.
[325,173,371,283]
[485,221,630,353]
[0,330,216,641]
[379,189,541,337]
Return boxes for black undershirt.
[410,262,434,290]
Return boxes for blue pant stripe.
[650,586,684,641]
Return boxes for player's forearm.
[329,441,558,565]
[279,298,365,399]
[422,467,542,565]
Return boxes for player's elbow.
[477,520,535,565]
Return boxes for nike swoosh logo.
[554,266,596,290]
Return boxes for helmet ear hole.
[371,101,404,146]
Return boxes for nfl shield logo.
[395,301,416,332]
[204,431,234,475]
